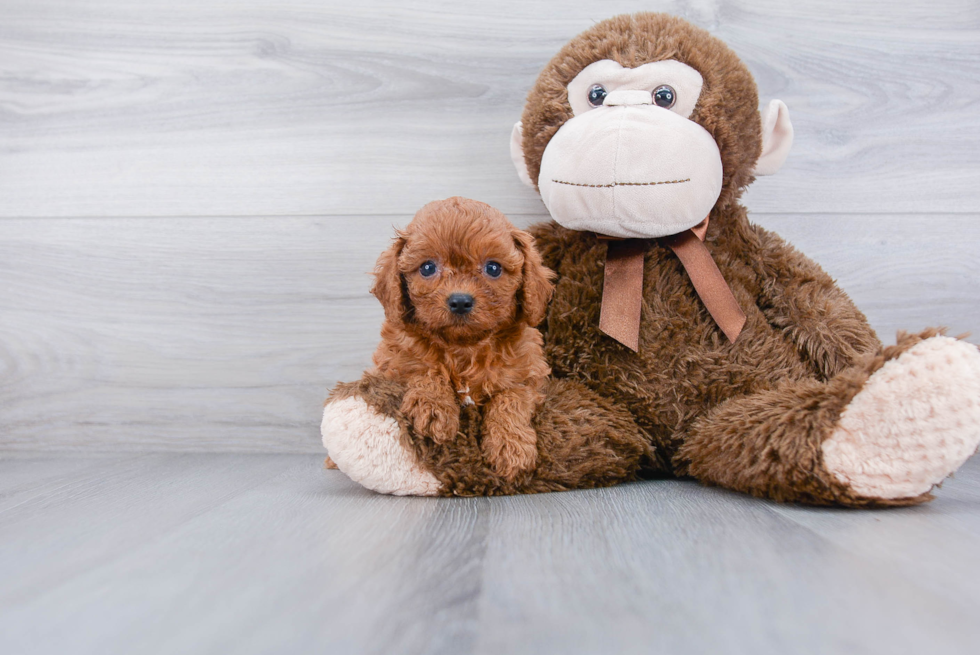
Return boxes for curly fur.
[370,197,555,481]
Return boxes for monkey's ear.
[370,234,411,324]
[513,228,555,327]
[510,122,536,188]
[754,100,794,176]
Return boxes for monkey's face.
[537,59,722,238]
[511,14,794,239]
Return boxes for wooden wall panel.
[1,214,977,452]
[1,0,978,217]
[1,0,977,450]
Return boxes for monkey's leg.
[676,331,980,506]
[321,374,442,496]
[322,373,652,496]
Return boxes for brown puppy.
[370,197,554,481]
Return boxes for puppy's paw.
[427,408,461,444]
[483,423,538,482]
[401,389,460,443]
[324,456,339,469]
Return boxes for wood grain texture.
[2,213,977,452]
[0,0,978,217]
[474,468,980,655]
[1,453,979,655]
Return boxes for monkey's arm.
[527,221,565,340]
[527,220,568,275]
[528,220,587,342]
[748,223,880,379]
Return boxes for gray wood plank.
[0,216,384,452]
[0,454,304,610]
[2,214,978,452]
[1,454,978,655]
[766,457,980,610]
[1,0,977,217]
[471,470,980,655]
[0,452,137,512]
[0,454,489,655]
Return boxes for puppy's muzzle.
[447,293,475,316]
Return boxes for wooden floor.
[1,452,979,655]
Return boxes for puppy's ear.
[513,229,555,327]
[371,233,411,323]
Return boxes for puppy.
[370,197,555,481]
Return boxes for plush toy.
[323,13,980,505]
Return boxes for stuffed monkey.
[323,13,980,505]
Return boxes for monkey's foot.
[321,397,441,496]
[822,336,980,499]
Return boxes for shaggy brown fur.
[370,197,555,481]
[328,13,947,506]
[522,13,930,506]
[677,329,947,507]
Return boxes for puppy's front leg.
[482,386,541,481]
[400,373,461,443]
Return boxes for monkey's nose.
[603,89,652,106]
[447,293,475,315]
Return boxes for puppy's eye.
[419,261,437,277]
[653,85,676,109]
[587,84,607,107]
[484,261,503,278]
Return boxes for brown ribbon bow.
[598,218,746,351]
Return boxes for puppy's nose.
[447,293,475,315]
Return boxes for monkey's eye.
[587,84,608,107]
[419,261,437,277]
[653,85,676,109]
[483,261,503,278]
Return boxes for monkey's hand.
[400,376,460,444]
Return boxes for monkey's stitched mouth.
[551,178,691,189]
